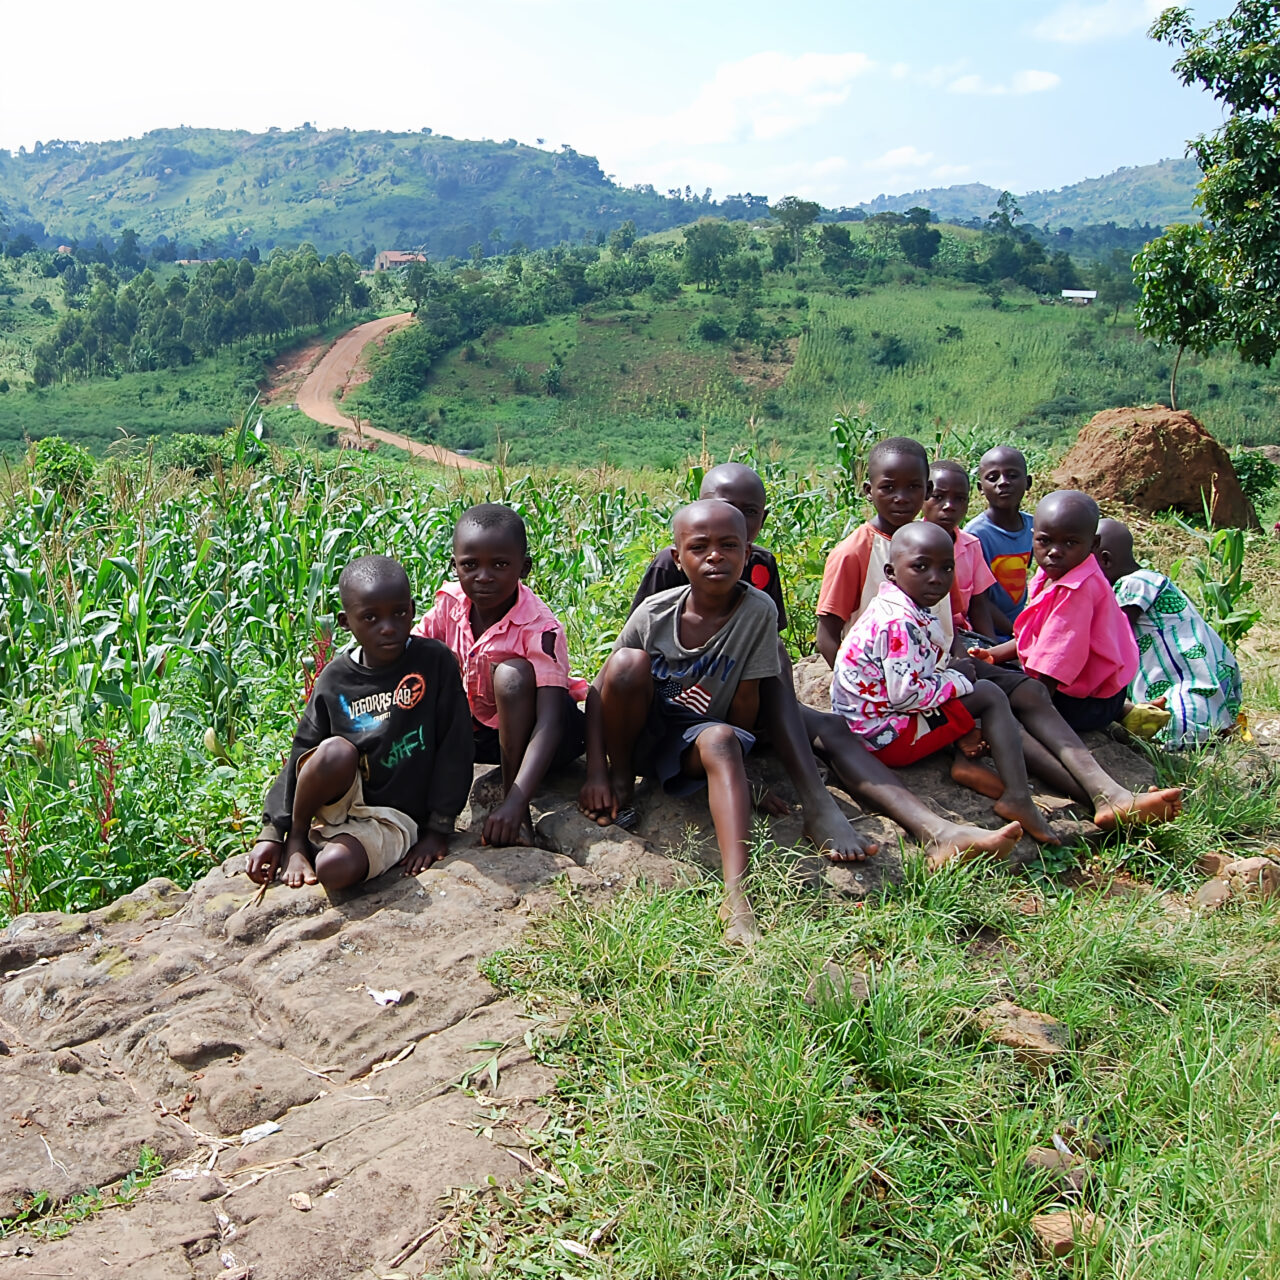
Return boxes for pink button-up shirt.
[413,582,590,728]
[949,527,997,629]
[1013,555,1138,700]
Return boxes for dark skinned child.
[832,522,1059,857]
[247,556,473,890]
[817,437,958,668]
[414,504,588,847]
[629,461,877,863]
[923,460,1003,641]
[964,446,1035,637]
[971,492,1182,829]
[580,500,778,945]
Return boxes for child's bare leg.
[760,650,877,862]
[683,724,759,945]
[804,706,1023,866]
[960,685,1060,845]
[313,832,370,890]
[490,657,539,843]
[1018,730,1089,802]
[586,648,652,823]
[285,738,360,887]
[950,751,1004,799]
[1009,681,1182,826]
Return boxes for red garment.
[1013,556,1138,700]
[413,582,589,728]
[872,698,975,766]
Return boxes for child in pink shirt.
[975,490,1137,733]
[923,460,1000,639]
[414,504,589,846]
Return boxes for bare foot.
[993,796,1061,845]
[956,726,988,759]
[950,753,1004,800]
[753,785,792,817]
[1094,785,1183,831]
[282,847,318,888]
[924,821,1022,871]
[718,895,762,947]
[804,798,878,862]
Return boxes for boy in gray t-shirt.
[580,500,780,946]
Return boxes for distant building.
[375,250,427,272]
[1061,289,1098,305]
[55,245,73,255]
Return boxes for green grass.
[435,767,1280,1278]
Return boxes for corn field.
[0,447,863,922]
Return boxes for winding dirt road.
[295,313,489,470]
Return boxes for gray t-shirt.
[614,582,780,721]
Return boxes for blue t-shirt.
[964,510,1035,625]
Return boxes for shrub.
[1231,449,1279,508]
[157,433,228,476]
[31,436,94,496]
[694,315,727,343]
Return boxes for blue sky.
[4,0,1234,205]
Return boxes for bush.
[1231,449,1279,507]
[693,315,727,343]
[31,436,95,496]
[157,433,228,476]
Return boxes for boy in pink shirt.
[414,504,589,847]
[975,491,1137,731]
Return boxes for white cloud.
[867,145,934,170]
[638,50,874,147]
[1031,0,1164,44]
[949,69,1061,95]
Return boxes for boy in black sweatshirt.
[247,555,474,890]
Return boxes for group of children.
[248,440,1243,943]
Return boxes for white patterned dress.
[1112,570,1242,747]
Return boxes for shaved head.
[1035,489,1100,537]
[979,445,1027,475]
[672,498,747,542]
[701,462,765,504]
[338,555,411,609]
[890,520,955,560]
[1096,517,1138,584]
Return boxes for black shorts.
[634,698,755,799]
[1051,688,1127,733]
[974,663,1032,697]
[472,689,586,770]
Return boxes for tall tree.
[1136,1,1280,393]
[771,196,820,275]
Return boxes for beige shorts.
[300,749,417,880]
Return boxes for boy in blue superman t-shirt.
[965,446,1034,638]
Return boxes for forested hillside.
[0,127,756,261]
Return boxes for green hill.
[0,127,750,260]
[855,158,1200,228]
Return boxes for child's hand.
[967,647,997,665]
[482,788,530,847]
[246,839,284,884]
[578,774,616,826]
[402,830,448,875]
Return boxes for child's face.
[1032,509,1099,580]
[886,531,955,609]
[864,453,929,531]
[923,469,969,535]
[977,449,1029,515]
[701,473,767,544]
[452,523,530,611]
[338,583,415,670]
[672,502,748,598]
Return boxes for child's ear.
[883,562,896,582]
[336,609,349,633]
[521,555,532,579]
[759,506,769,530]
[862,478,872,498]
[1025,472,1034,490]
[1091,533,1101,554]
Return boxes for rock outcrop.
[1053,406,1257,529]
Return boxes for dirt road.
[295,313,489,470]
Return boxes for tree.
[1136,2,1280,386]
[682,220,736,290]
[608,220,637,255]
[897,207,941,269]
[771,196,820,275]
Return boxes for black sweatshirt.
[259,637,474,842]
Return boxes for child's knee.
[602,648,652,691]
[304,736,359,779]
[492,657,536,706]
[1010,678,1051,713]
[314,839,366,888]
[698,723,745,766]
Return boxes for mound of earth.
[1053,406,1257,529]
[0,665,1156,1279]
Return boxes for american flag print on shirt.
[658,676,713,714]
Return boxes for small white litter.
[239,1120,282,1145]
[366,986,402,1007]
